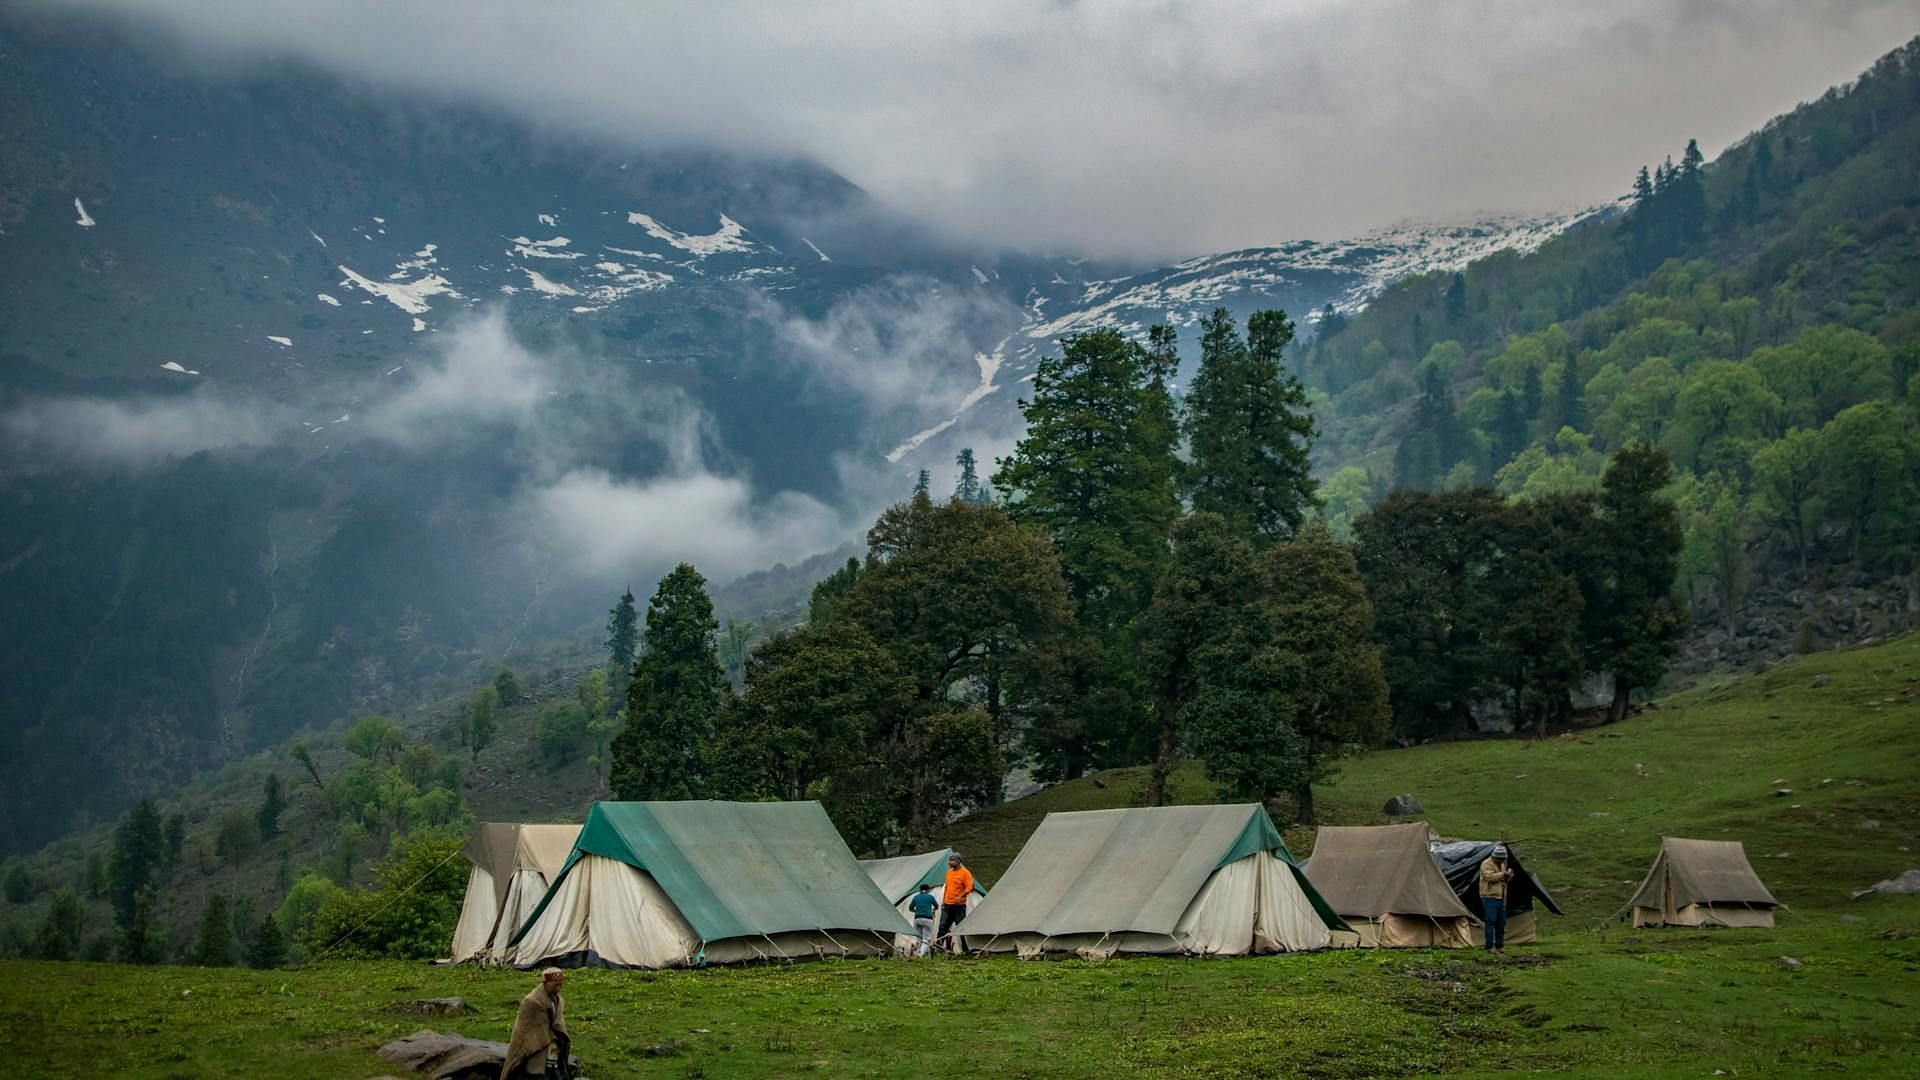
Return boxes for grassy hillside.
[2,635,1917,1077]
[941,632,1920,921]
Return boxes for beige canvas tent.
[505,800,912,969]
[1304,823,1478,947]
[1628,837,1778,928]
[449,823,579,963]
[860,848,986,953]
[959,805,1346,958]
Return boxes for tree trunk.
[1294,782,1316,825]
[1607,684,1631,724]
[1146,695,1178,807]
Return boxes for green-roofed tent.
[959,805,1347,958]
[505,801,912,969]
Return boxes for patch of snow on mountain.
[267,336,292,347]
[886,337,1011,463]
[971,266,990,285]
[412,317,427,332]
[73,198,95,227]
[391,244,440,277]
[624,211,755,256]
[803,238,831,262]
[337,265,461,315]
[509,236,581,260]
[538,213,558,227]
[159,361,198,375]
[316,293,340,306]
[603,246,666,261]
[522,269,578,296]
[307,228,327,248]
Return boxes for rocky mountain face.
[0,9,1593,855]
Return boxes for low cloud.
[530,467,845,583]
[2,390,280,466]
[366,309,556,443]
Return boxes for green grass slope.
[1,638,1915,1078]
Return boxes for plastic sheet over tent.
[860,848,986,953]
[1628,837,1778,928]
[1305,823,1479,948]
[448,823,579,964]
[959,804,1346,958]
[1430,839,1562,945]
[506,800,913,969]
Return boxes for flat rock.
[376,1029,579,1080]
[1854,869,1920,899]
[1776,955,1802,972]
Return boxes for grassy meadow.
[3,634,1917,1077]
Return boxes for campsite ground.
[2,635,1916,1077]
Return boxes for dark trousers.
[936,903,967,951]
[1482,897,1507,949]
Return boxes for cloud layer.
[49,0,1917,257]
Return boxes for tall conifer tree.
[610,564,727,801]
[1181,308,1318,544]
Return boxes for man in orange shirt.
[936,851,974,954]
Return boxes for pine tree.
[913,469,930,496]
[256,773,287,840]
[84,852,106,899]
[1181,308,1318,544]
[191,893,234,967]
[605,587,640,706]
[1491,389,1531,470]
[954,447,984,505]
[33,889,85,961]
[160,811,185,880]
[609,564,726,801]
[244,913,288,969]
[1552,358,1586,433]
[1444,273,1467,325]
[1595,444,1687,723]
[468,688,498,761]
[118,890,162,964]
[108,799,163,930]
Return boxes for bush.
[539,701,589,767]
[214,808,260,864]
[2,862,31,904]
[301,832,467,959]
[34,889,85,961]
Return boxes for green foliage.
[302,832,467,960]
[276,871,339,949]
[1,861,29,904]
[214,808,260,865]
[605,586,640,705]
[1181,308,1318,544]
[289,739,324,790]
[108,798,162,929]
[467,687,498,761]
[257,772,288,840]
[191,893,235,967]
[538,700,589,767]
[344,714,404,764]
[493,666,521,706]
[160,810,185,880]
[806,557,863,626]
[1817,400,1917,562]
[610,563,726,801]
[117,889,163,964]
[84,851,106,899]
[954,446,987,505]
[32,889,83,961]
[245,912,289,969]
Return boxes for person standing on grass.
[936,851,974,954]
[907,882,938,957]
[502,967,571,1079]
[1479,844,1515,954]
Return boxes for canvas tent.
[505,800,913,969]
[1628,837,1778,928]
[449,823,579,964]
[959,804,1346,958]
[1305,823,1479,947]
[1430,839,1563,945]
[861,848,988,953]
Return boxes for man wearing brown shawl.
[502,967,570,1079]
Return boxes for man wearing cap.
[503,967,571,1078]
[936,851,974,954]
[1478,845,1516,954]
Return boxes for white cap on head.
[1493,844,1509,858]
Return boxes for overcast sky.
[51,0,1919,258]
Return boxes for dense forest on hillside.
[1309,38,1920,645]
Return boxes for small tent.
[449,823,579,963]
[1628,837,1777,928]
[506,800,912,968]
[1304,823,1479,947]
[959,804,1346,958]
[861,847,988,953]
[1429,839,1563,945]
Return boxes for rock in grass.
[1776,956,1802,971]
[1854,869,1920,898]
[1383,793,1424,816]
[377,1029,580,1079]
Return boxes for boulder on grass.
[1382,794,1425,817]
[376,1029,579,1080]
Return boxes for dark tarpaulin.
[1430,840,1563,916]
